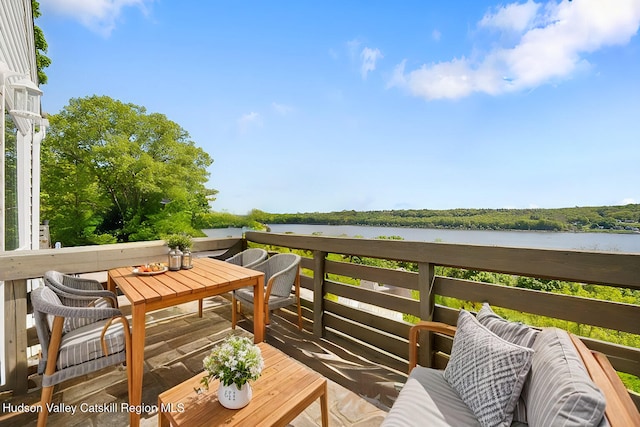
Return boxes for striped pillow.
[524,328,605,427]
[476,303,539,348]
[444,310,534,427]
[476,303,539,424]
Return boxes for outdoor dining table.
[107,257,265,427]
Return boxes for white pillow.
[443,310,534,427]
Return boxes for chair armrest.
[409,321,457,372]
[569,333,640,427]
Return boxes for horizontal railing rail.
[0,237,242,394]
[245,231,640,406]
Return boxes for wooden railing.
[244,231,640,406]
[2,232,639,407]
[0,237,243,394]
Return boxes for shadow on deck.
[0,295,402,426]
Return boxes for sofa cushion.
[443,310,534,427]
[524,328,606,427]
[477,303,539,348]
[382,367,480,427]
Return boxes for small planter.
[218,382,252,409]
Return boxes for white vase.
[217,382,252,409]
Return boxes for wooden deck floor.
[0,295,403,426]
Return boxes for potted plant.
[165,234,193,270]
[201,335,264,409]
[165,233,193,251]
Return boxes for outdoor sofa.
[382,304,640,427]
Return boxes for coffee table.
[158,343,328,426]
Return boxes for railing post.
[418,262,435,367]
[3,280,28,394]
[313,251,326,338]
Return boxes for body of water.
[203,224,640,253]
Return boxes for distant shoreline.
[259,223,640,235]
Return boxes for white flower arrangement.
[201,335,264,389]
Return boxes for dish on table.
[133,263,168,275]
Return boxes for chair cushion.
[234,287,294,309]
[443,310,534,427]
[523,328,606,427]
[382,367,480,427]
[57,319,126,370]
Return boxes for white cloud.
[271,102,294,116]
[621,198,637,205]
[389,0,640,100]
[347,39,362,62]
[432,29,442,41]
[41,0,152,37]
[237,112,262,134]
[361,47,383,79]
[479,0,541,33]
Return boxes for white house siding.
[1,0,43,389]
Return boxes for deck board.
[0,295,396,427]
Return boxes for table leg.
[107,274,115,294]
[158,408,170,427]
[253,275,265,343]
[320,380,329,427]
[129,303,146,427]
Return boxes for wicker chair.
[231,253,302,333]
[31,286,131,427]
[197,248,269,315]
[44,270,118,307]
[225,248,268,268]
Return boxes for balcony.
[1,231,639,425]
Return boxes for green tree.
[32,0,51,84]
[41,95,216,245]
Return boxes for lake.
[203,224,640,253]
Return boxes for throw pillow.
[477,303,539,348]
[523,328,606,427]
[443,310,534,427]
[476,303,539,424]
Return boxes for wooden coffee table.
[158,343,329,426]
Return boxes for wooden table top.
[108,257,263,307]
[158,342,328,426]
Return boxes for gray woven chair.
[31,286,131,427]
[44,270,118,307]
[232,253,302,333]
[199,248,269,316]
[225,248,268,268]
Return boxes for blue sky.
[37,0,640,214]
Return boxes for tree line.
[238,205,640,233]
